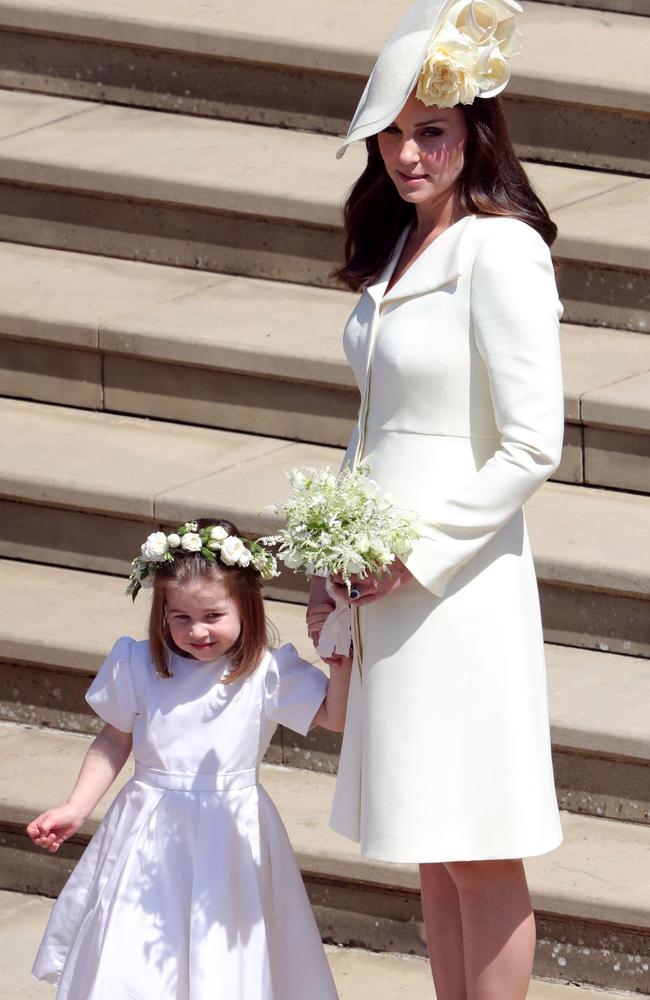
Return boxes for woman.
[307,1,565,998]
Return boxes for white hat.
[337,0,522,159]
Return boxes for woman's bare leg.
[420,862,467,1000]
[446,859,535,1000]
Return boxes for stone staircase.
[0,0,649,997]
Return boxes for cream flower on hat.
[416,22,481,108]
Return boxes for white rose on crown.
[167,533,181,549]
[141,532,169,562]
[210,526,229,543]
[181,532,203,552]
[220,535,248,566]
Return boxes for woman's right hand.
[26,804,86,853]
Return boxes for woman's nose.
[397,138,420,164]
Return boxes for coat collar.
[366,214,474,305]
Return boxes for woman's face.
[377,94,468,209]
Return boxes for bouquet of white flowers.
[263,464,418,657]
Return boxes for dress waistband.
[134,763,258,792]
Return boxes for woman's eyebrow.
[414,117,446,126]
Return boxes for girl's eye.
[206,614,222,621]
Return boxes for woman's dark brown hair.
[335,96,557,292]
[148,519,275,683]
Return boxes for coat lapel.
[380,214,475,305]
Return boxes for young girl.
[28,518,349,1000]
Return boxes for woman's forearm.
[67,724,132,820]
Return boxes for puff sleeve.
[86,636,139,733]
[263,643,328,736]
[405,220,564,597]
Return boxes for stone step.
[0,90,648,332]
[1,397,649,656]
[1,242,650,493]
[0,0,647,174]
[0,891,634,1000]
[1,723,649,993]
[1,559,648,825]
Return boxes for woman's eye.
[382,126,400,135]
[422,128,443,138]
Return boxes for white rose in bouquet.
[141,532,169,562]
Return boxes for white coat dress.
[33,637,338,1000]
[330,214,565,864]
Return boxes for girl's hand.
[26,804,87,853]
[306,575,348,668]
[331,558,412,607]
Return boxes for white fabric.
[330,215,564,862]
[317,578,353,659]
[32,638,336,1000]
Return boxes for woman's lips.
[397,170,429,183]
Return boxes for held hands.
[26,804,87,853]
[330,557,412,607]
[306,560,413,662]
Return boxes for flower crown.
[416,0,522,110]
[126,521,278,600]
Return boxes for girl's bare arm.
[311,658,353,733]
[26,723,132,852]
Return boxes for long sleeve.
[405,219,564,597]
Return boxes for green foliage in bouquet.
[263,464,418,590]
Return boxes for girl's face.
[377,94,468,210]
[165,578,241,661]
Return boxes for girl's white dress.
[32,637,338,1000]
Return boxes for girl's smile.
[166,579,241,661]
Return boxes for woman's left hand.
[330,558,412,607]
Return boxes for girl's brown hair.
[334,96,557,293]
[148,519,274,684]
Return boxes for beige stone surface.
[99,274,355,387]
[155,439,343,535]
[582,370,650,432]
[584,426,650,494]
[0,242,217,347]
[0,338,102,409]
[0,891,629,1000]
[0,0,647,112]
[550,175,650,270]
[0,91,647,269]
[547,644,650,760]
[0,397,288,517]
[0,89,90,141]
[561,324,650,422]
[3,723,650,928]
[525,480,650,597]
[0,99,366,226]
